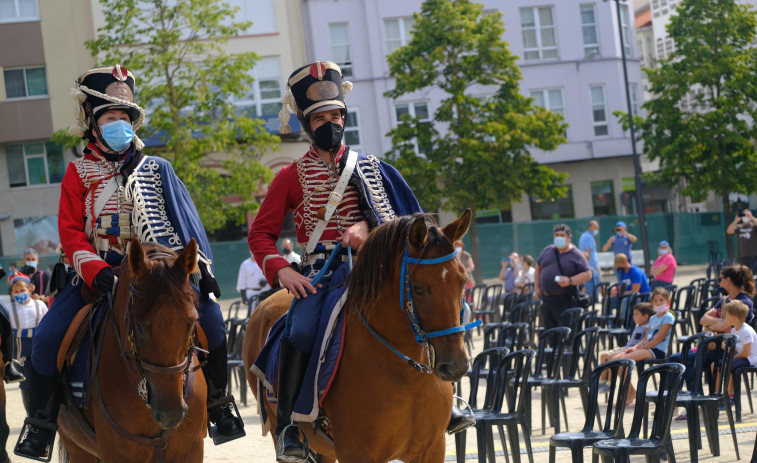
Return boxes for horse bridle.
[356,244,481,374]
[97,251,202,462]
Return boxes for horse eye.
[413,286,425,297]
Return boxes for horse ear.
[175,238,199,277]
[408,215,428,250]
[128,240,148,278]
[442,208,472,243]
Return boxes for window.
[5,141,65,187]
[395,101,430,154]
[630,83,640,117]
[0,0,38,22]
[580,4,599,57]
[344,110,361,152]
[384,17,414,54]
[4,67,47,99]
[329,23,352,77]
[233,56,282,117]
[591,180,616,216]
[589,85,609,137]
[530,89,565,117]
[530,186,575,220]
[520,7,558,60]
[619,3,632,56]
[221,0,276,35]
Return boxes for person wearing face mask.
[726,208,757,273]
[7,275,47,414]
[280,238,301,266]
[18,249,51,305]
[15,65,245,460]
[650,240,677,289]
[534,224,593,331]
[249,61,439,462]
[454,239,476,296]
[578,220,601,301]
[669,265,755,420]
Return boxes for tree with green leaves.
[385,0,568,283]
[634,0,757,258]
[84,0,277,232]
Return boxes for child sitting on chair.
[615,286,675,407]
[597,302,654,392]
[713,300,757,402]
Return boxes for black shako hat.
[76,65,141,122]
[278,61,352,134]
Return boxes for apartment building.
[0,0,308,257]
[300,0,672,222]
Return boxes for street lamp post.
[606,0,651,274]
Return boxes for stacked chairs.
[510,300,541,349]
[500,292,520,322]
[591,281,610,311]
[592,363,686,463]
[482,322,529,352]
[524,327,571,434]
[541,327,599,434]
[225,318,248,406]
[671,284,698,345]
[548,359,635,463]
[460,349,536,463]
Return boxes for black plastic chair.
[548,359,635,463]
[524,326,571,434]
[226,318,248,406]
[455,347,511,463]
[482,322,529,352]
[500,292,520,323]
[591,362,686,463]
[671,334,740,463]
[671,284,697,344]
[511,300,541,348]
[541,327,600,434]
[558,307,584,347]
[226,300,242,319]
[472,349,536,463]
[733,364,757,422]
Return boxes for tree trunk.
[722,191,735,260]
[468,209,484,284]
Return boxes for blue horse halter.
[357,244,481,373]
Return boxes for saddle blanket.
[250,267,349,434]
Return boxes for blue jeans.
[585,267,601,302]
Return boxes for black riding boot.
[14,366,59,461]
[203,339,245,445]
[274,337,310,463]
[1,326,24,384]
[447,404,476,434]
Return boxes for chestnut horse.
[244,210,474,463]
[57,240,206,462]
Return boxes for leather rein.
[95,251,203,462]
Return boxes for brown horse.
[57,240,206,462]
[244,210,473,463]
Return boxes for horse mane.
[127,242,199,323]
[345,213,454,315]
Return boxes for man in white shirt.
[281,238,301,265]
[236,254,270,309]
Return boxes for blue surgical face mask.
[100,120,134,152]
[592,229,599,236]
[14,292,29,304]
[554,236,567,248]
[24,260,37,269]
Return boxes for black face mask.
[282,248,292,255]
[312,121,344,152]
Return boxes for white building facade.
[299,0,668,222]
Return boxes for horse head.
[406,209,473,381]
[118,239,200,429]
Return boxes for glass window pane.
[594,125,609,136]
[414,103,429,120]
[259,80,280,99]
[385,19,400,41]
[27,156,46,185]
[538,7,554,26]
[524,50,539,60]
[591,180,616,215]
[580,5,595,23]
[329,23,348,43]
[583,26,597,45]
[4,69,25,98]
[332,44,349,63]
[543,49,558,59]
[530,91,545,107]
[45,141,64,183]
[345,112,358,127]
[25,68,47,96]
[593,108,606,122]
[344,130,360,146]
[541,28,556,47]
[6,144,26,187]
[590,87,604,104]
[395,104,409,119]
[260,102,280,116]
[519,8,534,27]
[522,30,538,49]
[19,0,37,17]
[24,141,44,154]
[548,90,562,108]
[0,0,15,19]
[529,186,574,220]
